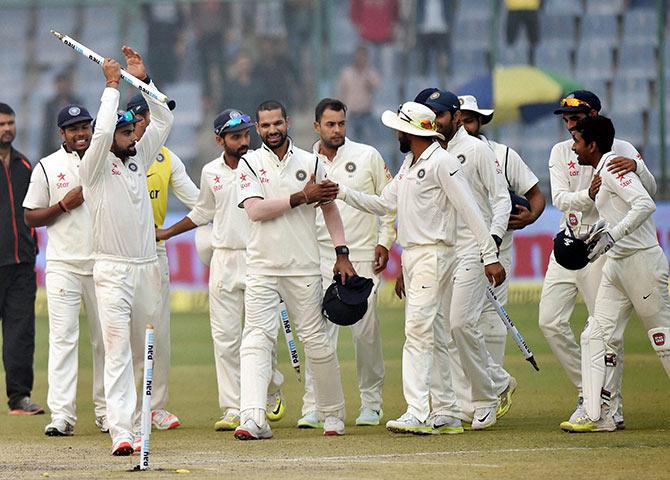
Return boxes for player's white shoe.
[355,407,383,426]
[44,418,74,436]
[152,409,181,430]
[559,396,586,430]
[297,411,323,429]
[429,414,464,435]
[386,412,432,435]
[323,416,345,436]
[471,406,497,430]
[214,409,240,431]
[265,390,285,422]
[132,433,141,455]
[560,404,616,433]
[496,376,518,419]
[95,415,109,433]
[234,419,273,440]
[111,434,134,456]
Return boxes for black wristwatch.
[335,245,350,256]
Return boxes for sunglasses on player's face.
[560,97,592,109]
[397,106,435,131]
[116,110,135,123]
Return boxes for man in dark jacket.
[0,102,42,415]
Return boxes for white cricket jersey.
[188,153,249,250]
[22,146,94,274]
[339,141,499,265]
[594,151,659,258]
[237,141,324,276]
[79,86,173,261]
[480,134,539,253]
[549,138,656,233]
[313,137,395,261]
[446,127,511,258]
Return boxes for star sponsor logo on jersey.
[345,161,356,173]
[56,172,69,189]
[295,169,307,181]
[239,172,251,190]
[616,171,633,188]
[213,174,223,191]
[128,162,138,172]
[259,168,270,184]
[495,158,502,175]
[568,160,578,177]
[111,162,121,176]
[384,164,392,181]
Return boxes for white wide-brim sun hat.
[458,95,494,125]
[381,101,445,141]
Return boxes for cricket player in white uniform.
[414,89,510,429]
[335,101,505,435]
[234,100,354,440]
[126,94,199,430]
[560,115,670,432]
[459,94,546,417]
[23,105,106,436]
[297,98,395,428]
[538,91,656,427]
[156,109,285,432]
[78,50,173,456]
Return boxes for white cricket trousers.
[93,257,161,442]
[150,250,170,410]
[431,256,498,420]
[45,269,106,424]
[401,244,458,422]
[583,246,670,404]
[209,249,283,414]
[240,274,344,427]
[301,255,384,414]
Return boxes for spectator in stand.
[336,46,380,145]
[505,0,542,65]
[41,72,82,158]
[191,0,227,114]
[143,3,186,86]
[416,0,454,78]
[350,0,398,44]
[254,36,300,113]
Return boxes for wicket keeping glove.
[586,231,615,262]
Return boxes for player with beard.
[156,109,286,432]
[297,98,395,429]
[78,48,173,456]
[23,104,107,436]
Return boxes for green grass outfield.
[0,303,668,479]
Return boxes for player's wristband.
[58,200,69,213]
[335,245,350,256]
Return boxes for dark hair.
[256,100,286,121]
[0,103,15,116]
[575,115,615,154]
[315,98,347,122]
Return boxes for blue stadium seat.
[539,14,577,49]
[497,42,530,66]
[610,77,651,115]
[454,18,491,50]
[544,0,582,15]
[575,44,614,82]
[609,112,645,149]
[622,8,659,46]
[616,44,657,80]
[535,43,573,76]
[451,47,489,76]
[579,14,619,47]
[585,0,625,15]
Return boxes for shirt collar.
[594,151,616,174]
[312,137,349,162]
[261,138,294,163]
[450,125,469,145]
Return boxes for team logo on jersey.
[568,213,579,227]
[68,106,81,116]
[345,162,356,173]
[296,169,307,181]
[129,162,138,172]
[457,154,466,164]
[653,332,665,346]
[417,168,425,179]
[563,237,573,246]
[156,153,165,163]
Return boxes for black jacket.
[0,148,36,267]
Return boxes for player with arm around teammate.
[297,98,396,428]
[23,104,107,436]
[561,116,670,432]
[78,49,173,456]
[334,101,504,434]
[126,94,199,430]
[156,109,286,432]
[539,91,657,429]
[234,100,354,439]
[458,93,545,417]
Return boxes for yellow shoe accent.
[265,392,285,422]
